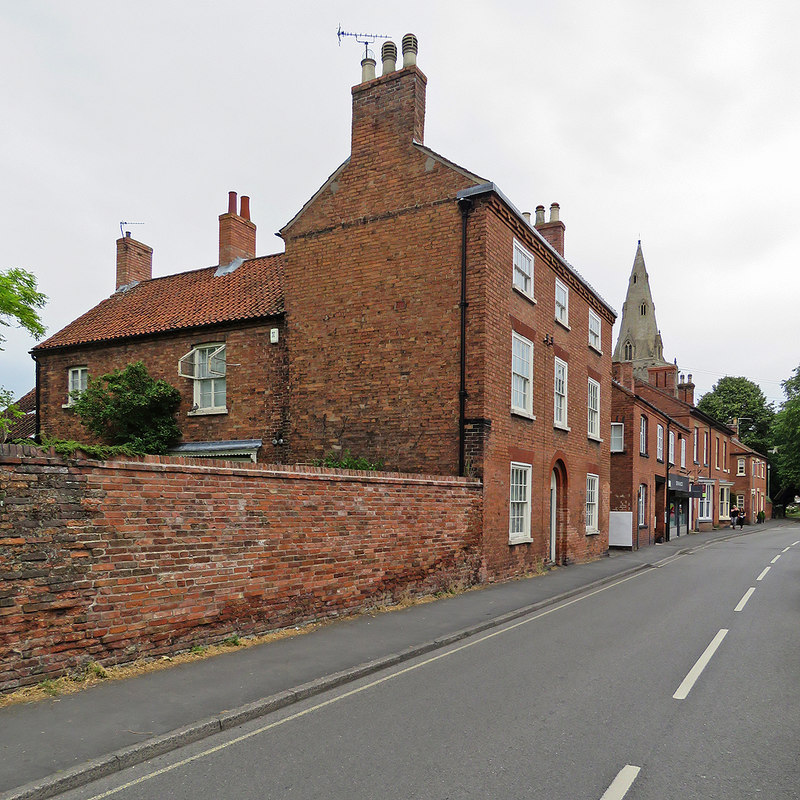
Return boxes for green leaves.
[71,362,181,454]
[0,267,47,348]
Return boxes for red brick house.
[32,36,616,574]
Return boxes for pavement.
[1,520,789,800]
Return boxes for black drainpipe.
[457,197,473,476]
[34,356,41,443]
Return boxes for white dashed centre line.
[600,765,641,799]
[734,588,755,612]
[782,546,791,553]
[792,540,800,546]
[673,629,728,700]
[757,566,771,581]
[771,554,781,564]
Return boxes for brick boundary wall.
[0,444,482,692]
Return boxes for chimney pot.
[361,56,376,83]
[220,191,256,264]
[381,41,397,75]
[535,205,546,225]
[549,202,560,223]
[125,231,131,238]
[401,33,418,67]
[522,211,531,223]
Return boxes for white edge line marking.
[80,569,651,799]
[756,566,771,581]
[771,554,781,564]
[600,764,641,800]
[673,628,728,700]
[734,587,756,612]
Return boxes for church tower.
[612,241,671,380]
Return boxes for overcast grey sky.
[2,0,797,408]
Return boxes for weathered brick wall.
[470,199,615,574]
[35,319,288,461]
[0,445,481,691]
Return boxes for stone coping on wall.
[0,443,481,488]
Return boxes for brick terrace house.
[611,243,767,537]
[32,36,616,575]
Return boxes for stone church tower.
[612,241,671,379]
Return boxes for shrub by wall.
[0,444,481,691]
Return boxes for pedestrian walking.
[737,509,744,529]
[730,507,739,529]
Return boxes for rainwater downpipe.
[34,356,41,442]
[457,197,473,476]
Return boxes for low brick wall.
[0,444,482,692]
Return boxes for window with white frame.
[554,358,568,428]
[637,484,647,527]
[586,474,599,532]
[640,415,648,455]
[699,482,714,520]
[703,431,708,465]
[511,332,534,417]
[587,378,600,439]
[66,366,88,406]
[657,424,664,461]
[509,462,532,544]
[512,239,534,298]
[715,437,720,469]
[719,486,731,520]
[737,457,745,476]
[589,310,602,351]
[693,427,698,463]
[179,343,227,412]
[611,422,624,452]
[555,279,569,326]
[680,437,686,468]
[735,493,745,509]
[723,441,728,471]
[668,431,675,465]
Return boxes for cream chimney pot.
[381,41,397,75]
[402,33,418,67]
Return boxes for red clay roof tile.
[33,254,284,351]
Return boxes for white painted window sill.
[586,529,600,536]
[554,423,571,432]
[589,344,603,355]
[555,318,570,331]
[588,434,603,443]
[188,407,228,417]
[509,536,533,545]
[512,409,536,421]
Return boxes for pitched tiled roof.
[33,254,284,351]
[3,388,36,440]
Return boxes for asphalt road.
[55,524,800,800]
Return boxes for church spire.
[612,241,671,379]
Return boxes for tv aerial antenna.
[337,25,390,60]
[119,220,145,237]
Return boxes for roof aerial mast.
[336,24,391,60]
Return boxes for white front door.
[550,470,557,562]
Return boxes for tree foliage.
[0,267,47,348]
[1,267,47,441]
[772,365,800,502]
[71,361,181,454]
[696,376,774,454]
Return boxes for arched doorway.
[549,460,568,564]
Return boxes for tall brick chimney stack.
[535,202,566,256]
[116,233,152,290]
[351,34,426,162]
[219,191,256,265]
[678,373,696,406]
